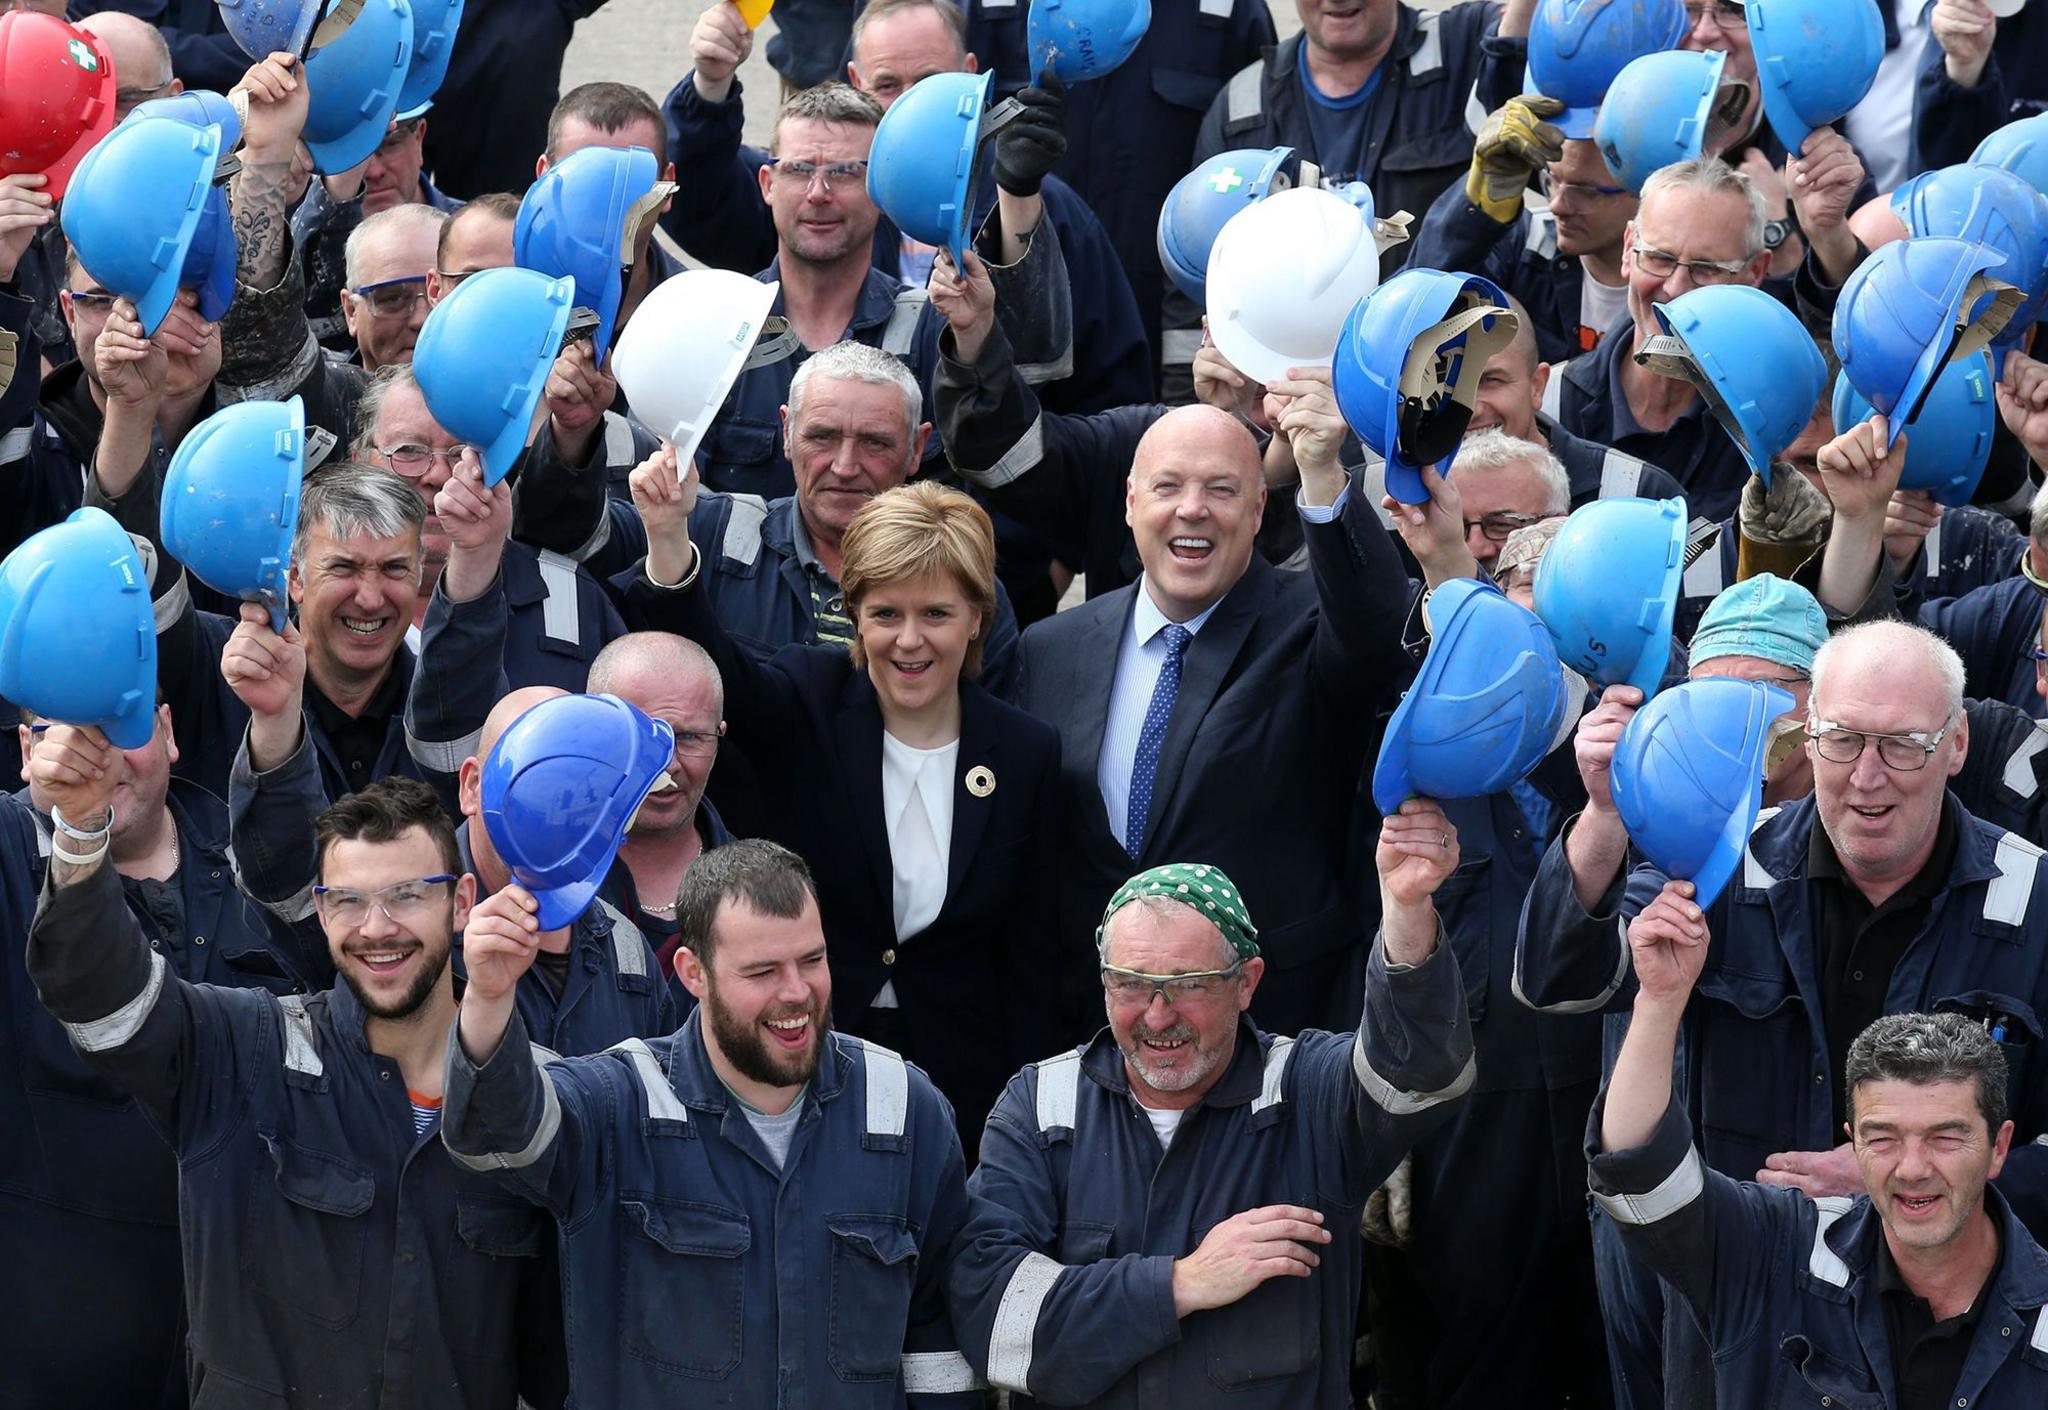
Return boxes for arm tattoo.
[232,159,294,293]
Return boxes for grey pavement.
[562,0,1310,152]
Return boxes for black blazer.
[626,570,1065,1143]
[1015,490,1418,1035]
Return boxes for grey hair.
[588,631,726,715]
[787,340,923,436]
[1097,895,1237,968]
[1810,619,1966,725]
[1845,1012,2009,1133]
[1450,429,1571,515]
[350,362,423,460]
[773,82,885,149]
[293,461,427,558]
[1639,157,1767,260]
[851,0,969,60]
[343,203,450,290]
[2030,478,2048,548]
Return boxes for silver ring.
[1438,831,1449,848]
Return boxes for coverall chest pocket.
[1194,1222,1313,1388]
[827,1213,920,1381]
[245,1130,375,1328]
[1936,991,2042,1119]
[618,1196,750,1379]
[1689,964,1803,1167]
[697,417,781,498]
[1775,1333,1885,1408]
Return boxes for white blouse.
[880,731,959,949]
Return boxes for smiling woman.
[631,477,1067,1153]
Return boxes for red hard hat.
[0,13,117,201]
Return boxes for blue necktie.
[1126,625,1191,858]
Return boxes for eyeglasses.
[348,276,431,319]
[373,120,423,158]
[1540,170,1628,202]
[1807,718,1952,772]
[63,290,117,312]
[672,727,725,759]
[115,78,177,111]
[312,875,457,927]
[1630,241,1753,284]
[1101,962,1244,1007]
[1683,0,1746,31]
[1464,510,1547,543]
[433,268,484,290]
[2030,647,2048,666]
[376,442,479,476]
[769,159,869,193]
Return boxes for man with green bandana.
[946,803,1477,1408]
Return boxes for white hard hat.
[612,269,781,465]
[1204,185,1383,385]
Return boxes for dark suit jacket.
[624,570,1065,1145]
[1015,489,1417,1036]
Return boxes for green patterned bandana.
[1097,863,1259,959]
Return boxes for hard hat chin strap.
[309,0,368,57]
[1396,301,1517,469]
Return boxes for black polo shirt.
[1810,799,1960,1133]
[303,665,406,794]
[1878,1226,2002,1410]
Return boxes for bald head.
[1848,194,1908,254]
[1125,405,1267,622]
[479,687,569,764]
[589,632,724,714]
[78,13,177,116]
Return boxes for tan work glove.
[1736,467,1832,580]
[1465,94,1566,225]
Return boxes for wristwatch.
[1762,217,1794,252]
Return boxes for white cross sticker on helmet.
[67,38,98,71]
[1207,167,1245,194]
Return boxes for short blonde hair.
[839,482,998,680]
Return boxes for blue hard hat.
[1747,0,1883,154]
[60,115,220,336]
[1593,48,1743,195]
[1526,0,1689,141]
[413,265,574,487]
[480,692,676,930]
[1830,352,1996,508]
[1156,146,1295,306]
[1638,284,1827,486]
[216,0,328,60]
[118,94,242,323]
[1371,577,1572,814]
[302,0,414,176]
[1833,236,2020,444]
[1332,268,1518,505]
[515,144,661,363]
[1533,496,1686,699]
[1028,0,1149,82]
[161,398,306,634]
[398,0,463,113]
[128,89,244,151]
[1610,676,1795,907]
[1895,163,2048,339]
[867,69,996,267]
[0,508,157,750]
[1973,113,2048,197]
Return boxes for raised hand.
[1376,798,1461,911]
[1576,684,1644,814]
[1625,879,1709,1007]
[691,2,755,99]
[232,52,310,163]
[928,247,995,362]
[95,298,169,411]
[629,442,702,587]
[0,172,54,286]
[220,601,308,723]
[26,724,121,833]
[1816,414,1907,526]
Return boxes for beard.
[338,933,452,1023]
[1119,1019,1229,1094]
[706,980,829,1091]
